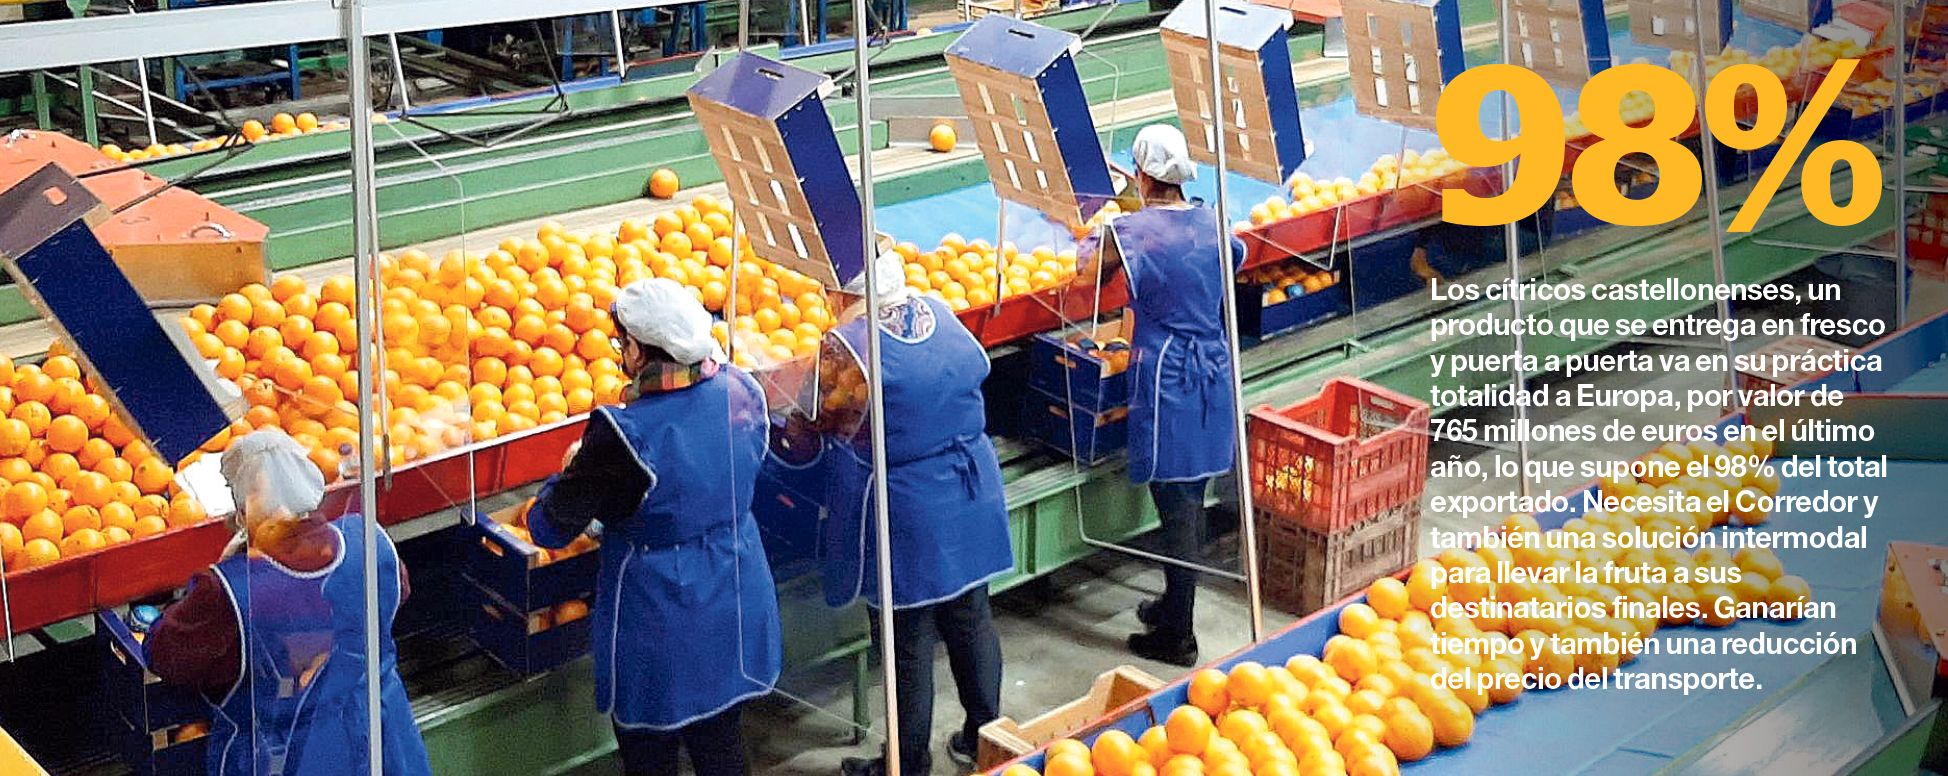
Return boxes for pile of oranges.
[1003,432,1809,776]
[893,233,1081,312]
[0,347,207,572]
[1248,150,1472,227]
[99,111,363,164]
[181,193,851,480]
[1241,260,1340,307]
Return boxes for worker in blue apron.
[147,428,433,776]
[821,254,1014,776]
[1083,124,1244,667]
[528,278,782,776]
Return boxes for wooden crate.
[1257,501,1419,616]
[977,665,1163,770]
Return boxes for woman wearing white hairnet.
[819,253,1012,776]
[147,428,432,776]
[1080,124,1244,667]
[525,278,780,776]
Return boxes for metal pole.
[1203,0,1263,641]
[1492,4,1531,490]
[739,0,751,50]
[610,10,627,77]
[1,535,13,662]
[1688,0,1743,410]
[342,2,386,773]
[134,58,156,146]
[1497,0,1533,496]
[852,9,902,776]
[1894,0,1910,327]
[388,34,411,111]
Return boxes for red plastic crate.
[1247,377,1429,534]
[957,274,1130,348]
[2,519,230,632]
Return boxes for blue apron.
[1110,204,1243,484]
[820,296,1014,610]
[568,368,782,730]
[206,517,432,776]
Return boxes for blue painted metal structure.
[944,15,1115,224]
[686,53,867,289]
[0,165,235,463]
[1159,0,1307,184]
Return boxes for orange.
[1366,577,1411,620]
[1166,706,1215,756]
[1426,696,1473,747]
[1092,730,1146,776]
[45,414,87,453]
[1139,726,1173,766]
[41,355,79,381]
[647,168,681,199]
[167,495,206,527]
[1226,662,1276,710]
[929,122,958,151]
[1186,668,1229,716]
[13,372,52,405]
[92,454,132,484]
[69,471,111,509]
[61,505,100,534]
[0,522,19,563]
[99,501,136,532]
[20,508,61,543]
[6,481,49,522]
[217,293,253,324]
[131,515,167,539]
[72,394,110,431]
[0,418,29,457]
[1379,708,1433,761]
[0,458,29,485]
[270,112,297,133]
[102,525,131,545]
[14,537,58,569]
[271,274,309,302]
[1338,603,1385,640]
[279,314,315,346]
[45,378,85,415]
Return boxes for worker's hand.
[561,440,583,469]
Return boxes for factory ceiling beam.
[0,0,692,73]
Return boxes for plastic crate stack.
[1247,377,1430,615]
[462,507,600,675]
[97,610,208,776]
[1023,319,1134,465]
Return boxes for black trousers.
[1148,479,1209,640]
[613,704,748,776]
[872,584,1005,775]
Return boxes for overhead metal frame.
[0,0,694,73]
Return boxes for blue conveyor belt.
[1001,452,1945,775]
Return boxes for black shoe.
[948,731,977,766]
[840,757,885,776]
[1136,598,1161,627]
[1127,630,1198,667]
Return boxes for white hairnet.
[1131,124,1196,185]
[614,278,723,365]
[220,428,325,520]
[843,251,914,309]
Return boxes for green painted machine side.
[419,659,613,775]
